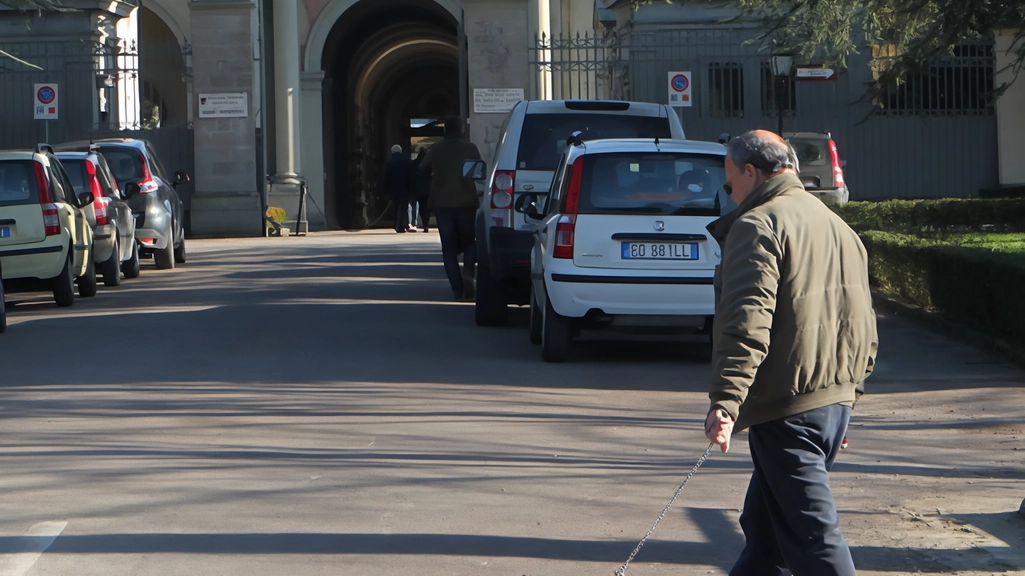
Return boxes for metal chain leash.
[614,442,716,576]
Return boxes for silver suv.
[475,100,686,326]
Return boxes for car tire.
[529,287,542,345]
[474,263,508,326]
[541,295,572,363]
[174,236,187,264]
[154,228,175,270]
[53,251,75,307]
[76,255,98,298]
[102,236,122,287]
[122,240,141,279]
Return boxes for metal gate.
[528,29,998,200]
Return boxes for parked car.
[1,263,6,333]
[783,131,849,204]
[56,139,188,269]
[0,144,97,307]
[470,138,735,362]
[56,148,140,285]
[474,100,687,327]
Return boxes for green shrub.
[861,231,1025,345]
[833,199,1025,234]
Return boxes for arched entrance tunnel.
[321,0,460,229]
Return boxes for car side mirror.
[123,182,141,198]
[77,192,95,206]
[462,160,487,181]
[173,171,191,187]
[524,202,542,220]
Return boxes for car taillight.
[553,215,576,259]
[138,153,158,194]
[42,204,60,236]
[94,197,110,226]
[828,140,845,188]
[85,161,110,226]
[33,161,52,204]
[490,170,515,227]
[552,160,584,259]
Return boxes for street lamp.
[770,53,794,136]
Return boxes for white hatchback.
[526,138,736,362]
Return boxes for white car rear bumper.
[545,269,715,319]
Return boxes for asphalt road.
[1,231,1023,576]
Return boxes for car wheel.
[529,287,542,345]
[474,263,508,326]
[122,240,141,279]
[0,281,6,334]
[154,228,175,270]
[76,255,98,298]
[52,251,75,307]
[102,236,122,287]
[541,295,572,363]
[174,236,187,264]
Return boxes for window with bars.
[708,62,744,117]
[760,62,796,117]
[877,44,994,116]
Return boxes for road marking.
[0,521,68,576]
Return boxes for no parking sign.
[668,72,692,108]
[34,84,58,119]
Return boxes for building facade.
[1,0,1022,237]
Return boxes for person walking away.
[411,145,433,232]
[704,130,878,576]
[383,144,414,233]
[417,117,482,300]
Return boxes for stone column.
[465,0,531,167]
[189,0,262,237]
[267,0,306,228]
[995,28,1025,186]
[300,71,328,229]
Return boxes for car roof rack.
[36,143,54,155]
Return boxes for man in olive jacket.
[705,130,878,576]
[418,117,482,300]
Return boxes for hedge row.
[860,231,1025,345]
[832,198,1025,234]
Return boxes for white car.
[525,138,736,362]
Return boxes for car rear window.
[576,152,731,216]
[788,138,830,166]
[0,160,40,207]
[517,113,672,171]
[99,147,145,184]
[61,159,90,195]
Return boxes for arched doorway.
[139,6,188,128]
[317,0,460,229]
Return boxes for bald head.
[726,130,797,176]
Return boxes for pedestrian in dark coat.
[411,145,433,232]
[705,130,878,576]
[383,145,414,233]
[417,117,482,300]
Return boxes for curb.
[871,291,1025,369]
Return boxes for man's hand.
[705,408,735,454]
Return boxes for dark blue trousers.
[730,404,856,576]
[435,207,477,293]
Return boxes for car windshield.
[99,147,146,184]
[517,113,672,171]
[0,160,40,207]
[577,152,733,216]
[60,159,90,195]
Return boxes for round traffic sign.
[37,86,56,105]
[671,74,689,92]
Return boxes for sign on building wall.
[34,84,59,119]
[473,89,524,114]
[795,66,837,81]
[198,93,249,118]
[668,72,692,107]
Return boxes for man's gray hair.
[727,131,798,174]
[391,144,402,154]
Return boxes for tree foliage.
[648,1,1025,96]
[0,0,68,11]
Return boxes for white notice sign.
[473,89,524,114]
[668,72,692,107]
[198,93,249,118]
[34,84,59,119]
[796,67,837,81]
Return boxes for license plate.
[622,242,697,260]
[0,226,9,239]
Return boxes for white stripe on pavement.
[0,521,68,576]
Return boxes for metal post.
[777,76,784,136]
